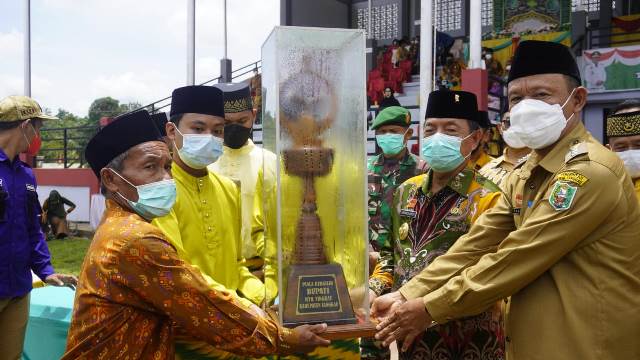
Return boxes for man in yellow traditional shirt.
[606,99,640,202]
[373,41,640,360]
[153,85,265,307]
[209,83,277,297]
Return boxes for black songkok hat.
[426,90,479,122]
[213,82,253,113]
[477,110,491,128]
[151,112,168,137]
[508,40,581,84]
[170,85,224,118]
[85,110,161,178]
[606,110,640,137]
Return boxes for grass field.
[47,237,91,276]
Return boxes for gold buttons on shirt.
[204,213,210,218]
[202,199,207,204]
[208,226,212,232]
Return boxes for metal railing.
[587,26,640,49]
[38,125,99,168]
[38,58,510,166]
[36,61,262,168]
[134,60,262,116]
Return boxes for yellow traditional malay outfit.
[153,163,265,305]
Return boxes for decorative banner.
[612,14,640,47]
[494,0,571,33]
[582,45,640,93]
[482,31,571,70]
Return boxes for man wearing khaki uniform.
[372,41,640,360]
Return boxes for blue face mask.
[421,132,473,172]
[376,133,406,156]
[173,126,223,169]
[113,171,177,220]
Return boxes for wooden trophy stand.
[282,147,377,340]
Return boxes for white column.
[419,0,433,126]
[223,0,228,59]
[24,0,31,96]
[187,0,196,85]
[469,0,482,69]
[368,0,372,38]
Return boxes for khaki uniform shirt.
[400,123,640,360]
[479,149,529,189]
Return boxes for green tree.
[40,109,93,166]
[87,97,122,124]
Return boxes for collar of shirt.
[473,151,493,170]
[421,167,474,198]
[0,149,8,163]
[223,139,255,156]
[0,148,19,166]
[171,161,210,192]
[104,198,147,222]
[372,149,415,167]
[0,149,26,170]
[536,122,588,174]
[484,154,506,171]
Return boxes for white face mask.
[509,89,576,149]
[617,149,640,179]
[173,125,223,169]
[502,127,527,149]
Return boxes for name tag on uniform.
[511,207,521,215]
[26,184,36,192]
[400,209,417,218]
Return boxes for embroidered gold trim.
[606,112,640,137]
[224,98,252,113]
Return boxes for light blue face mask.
[173,126,223,169]
[376,133,406,156]
[112,171,177,220]
[421,132,473,172]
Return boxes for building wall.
[33,168,100,223]
[352,0,409,46]
[281,0,350,28]
[583,89,640,144]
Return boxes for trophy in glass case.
[261,26,375,340]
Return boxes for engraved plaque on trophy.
[261,26,376,339]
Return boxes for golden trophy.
[262,27,375,340]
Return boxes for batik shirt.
[367,151,425,296]
[378,168,505,359]
[63,200,298,360]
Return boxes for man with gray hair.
[63,110,329,359]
